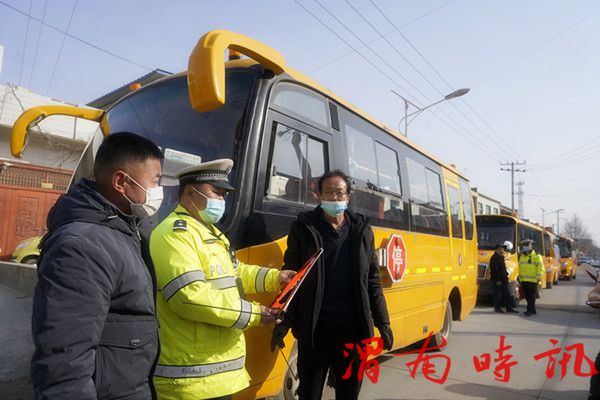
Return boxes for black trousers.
[588,350,600,399]
[297,320,364,400]
[493,280,513,310]
[521,281,538,314]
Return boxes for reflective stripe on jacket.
[150,205,280,399]
[518,250,544,283]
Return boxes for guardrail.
[0,261,37,296]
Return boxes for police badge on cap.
[175,159,235,191]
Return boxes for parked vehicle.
[11,236,42,265]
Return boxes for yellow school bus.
[542,230,560,288]
[476,214,547,304]
[11,30,477,399]
[557,235,577,280]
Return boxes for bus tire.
[275,342,299,400]
[546,279,552,289]
[22,256,39,266]
[572,272,577,280]
[511,281,521,308]
[430,301,452,348]
[536,284,541,299]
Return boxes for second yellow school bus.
[11,30,478,399]
[476,214,549,304]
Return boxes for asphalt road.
[1,267,598,400]
[324,267,600,400]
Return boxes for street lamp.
[391,88,470,137]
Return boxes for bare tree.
[563,214,590,241]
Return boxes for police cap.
[175,158,235,191]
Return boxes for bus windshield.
[106,70,255,174]
[102,69,257,220]
[476,216,516,251]
[557,239,572,258]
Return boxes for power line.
[306,0,455,74]
[500,161,526,213]
[46,0,78,94]
[299,0,504,162]
[18,0,33,85]
[368,0,523,162]
[28,0,48,88]
[472,4,600,87]
[529,137,600,169]
[1,0,153,71]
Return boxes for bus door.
[445,181,466,278]
[253,109,333,257]
[241,108,333,388]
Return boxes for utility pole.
[500,161,526,215]
[540,207,546,227]
[551,209,565,235]
[516,180,525,218]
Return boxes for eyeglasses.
[322,190,349,199]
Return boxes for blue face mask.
[320,200,348,217]
[191,187,226,224]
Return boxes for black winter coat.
[283,207,390,349]
[490,252,509,283]
[31,179,159,400]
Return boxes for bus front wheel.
[430,301,452,347]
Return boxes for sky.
[2,0,600,242]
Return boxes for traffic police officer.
[150,158,295,400]
[518,238,544,317]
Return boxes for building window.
[485,205,491,214]
[493,207,499,214]
[477,202,483,215]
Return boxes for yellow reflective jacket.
[518,250,544,283]
[149,205,280,400]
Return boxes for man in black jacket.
[31,132,163,399]
[271,170,392,400]
[490,243,518,314]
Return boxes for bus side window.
[459,178,474,240]
[406,157,448,236]
[266,122,327,206]
[343,115,407,229]
[447,185,463,239]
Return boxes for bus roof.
[476,214,544,231]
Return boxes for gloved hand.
[271,322,290,352]
[378,324,394,351]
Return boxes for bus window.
[343,112,407,229]
[103,70,257,223]
[375,142,401,195]
[271,83,329,130]
[265,122,328,206]
[447,185,463,238]
[543,233,552,256]
[406,157,448,235]
[476,216,516,252]
[459,179,474,240]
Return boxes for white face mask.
[123,174,163,218]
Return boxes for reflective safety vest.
[518,250,544,283]
[149,205,280,400]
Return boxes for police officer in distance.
[490,242,518,313]
[149,158,296,400]
[518,238,544,317]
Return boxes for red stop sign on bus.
[386,234,407,283]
